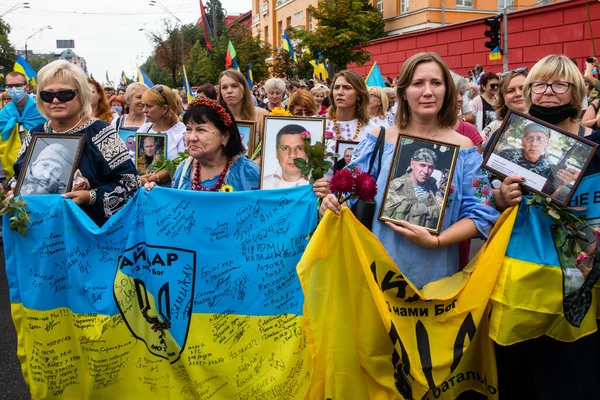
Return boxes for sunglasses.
[490,83,499,89]
[498,67,528,78]
[39,89,78,103]
[152,85,168,102]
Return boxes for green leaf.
[301,167,312,176]
[320,161,333,170]
[17,224,26,237]
[294,158,308,169]
[568,206,587,212]
[548,209,561,219]
[526,198,534,206]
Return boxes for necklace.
[51,118,83,134]
[333,118,362,141]
[191,159,231,191]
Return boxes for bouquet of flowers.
[293,130,337,183]
[329,167,377,204]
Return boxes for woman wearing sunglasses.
[12,60,139,226]
[492,54,600,399]
[469,72,499,132]
[137,84,186,185]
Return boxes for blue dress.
[172,156,259,191]
[14,119,140,226]
[348,133,500,288]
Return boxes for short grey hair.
[36,60,92,120]
[124,82,148,103]
[264,78,286,93]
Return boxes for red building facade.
[350,0,600,78]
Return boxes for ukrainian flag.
[489,45,502,61]
[282,30,297,62]
[247,65,254,89]
[232,59,240,72]
[13,55,36,86]
[182,65,193,104]
[137,65,154,87]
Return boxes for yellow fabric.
[0,124,22,178]
[298,207,517,400]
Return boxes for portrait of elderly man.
[20,143,70,195]
[383,148,441,229]
[263,124,309,189]
[497,121,554,177]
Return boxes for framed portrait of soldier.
[379,135,460,234]
[14,134,85,196]
[334,140,359,172]
[483,110,598,207]
[237,120,257,157]
[135,133,167,174]
[260,116,325,190]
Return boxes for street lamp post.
[149,0,185,69]
[24,25,51,62]
[0,2,30,18]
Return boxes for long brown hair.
[495,70,528,120]
[88,78,113,123]
[395,52,457,129]
[327,70,370,124]
[218,69,255,121]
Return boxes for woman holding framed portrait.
[319,52,499,289]
[13,60,140,226]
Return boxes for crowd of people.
[0,51,599,398]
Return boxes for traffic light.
[484,15,502,50]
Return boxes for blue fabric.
[0,96,46,141]
[172,156,259,191]
[348,133,500,288]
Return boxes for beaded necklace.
[333,118,362,141]
[191,159,231,191]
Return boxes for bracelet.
[154,173,160,183]
[436,236,441,248]
[89,189,97,205]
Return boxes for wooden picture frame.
[483,109,598,207]
[15,133,85,196]
[379,134,460,234]
[260,116,325,190]
[237,120,257,157]
[135,133,167,174]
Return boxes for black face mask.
[529,103,577,125]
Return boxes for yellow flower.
[270,107,292,116]
[221,185,234,192]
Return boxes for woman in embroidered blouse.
[368,86,390,127]
[13,60,140,226]
[137,84,186,185]
[320,52,500,289]
[144,97,259,192]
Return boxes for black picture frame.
[15,134,85,196]
[379,134,460,234]
[482,109,598,207]
[334,140,359,172]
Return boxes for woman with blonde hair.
[137,84,186,185]
[367,86,389,127]
[310,86,328,115]
[320,52,498,288]
[13,60,139,226]
[113,82,148,133]
[218,69,267,132]
[289,90,318,117]
[0,91,12,109]
[87,78,114,124]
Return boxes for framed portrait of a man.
[379,135,460,234]
[334,140,359,172]
[237,120,257,157]
[260,116,325,190]
[483,110,598,206]
[117,128,137,161]
[15,134,85,196]
[136,133,167,174]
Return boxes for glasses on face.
[369,93,380,99]
[498,67,528,78]
[293,109,312,116]
[490,83,499,89]
[523,135,548,144]
[6,83,25,89]
[39,89,78,103]
[530,81,572,94]
[152,84,168,102]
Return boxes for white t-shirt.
[262,168,309,189]
[324,118,376,179]
[137,122,186,160]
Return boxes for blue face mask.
[112,106,123,114]
[465,91,471,99]
[593,68,598,75]
[8,87,26,102]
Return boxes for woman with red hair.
[87,78,113,123]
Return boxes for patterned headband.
[189,97,233,127]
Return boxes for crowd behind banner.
[1,50,600,399]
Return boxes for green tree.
[296,0,385,71]
[227,22,272,83]
[272,50,294,79]
[28,54,54,73]
[145,20,185,87]
[0,20,16,73]
[205,0,227,41]
[141,56,172,86]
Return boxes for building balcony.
[275,0,293,10]
[262,2,268,15]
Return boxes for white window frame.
[456,0,473,7]
[400,0,408,13]
[377,0,383,13]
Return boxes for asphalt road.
[0,244,30,400]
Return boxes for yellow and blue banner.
[5,186,317,399]
[282,30,297,63]
[14,54,37,86]
[489,46,502,61]
[137,65,154,87]
[365,61,386,88]
[182,65,193,104]
[232,59,240,72]
[247,65,254,89]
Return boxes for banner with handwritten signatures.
[4,186,317,399]
[298,207,517,400]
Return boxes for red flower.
[448,184,455,194]
[481,185,490,196]
[354,171,377,202]
[472,178,480,188]
[330,169,355,193]
[481,198,491,206]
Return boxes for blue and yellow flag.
[232,59,240,72]
[137,65,154,87]
[365,61,386,88]
[489,45,502,61]
[247,65,254,89]
[282,30,297,62]
[182,65,193,104]
[5,187,317,399]
[14,54,36,86]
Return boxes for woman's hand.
[144,182,157,191]
[494,176,524,210]
[385,220,438,248]
[140,173,160,185]
[319,193,342,217]
[312,177,330,199]
[62,190,91,205]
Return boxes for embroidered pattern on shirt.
[92,125,131,169]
